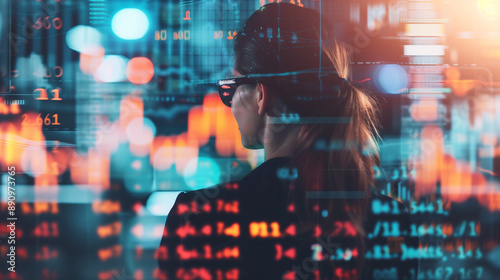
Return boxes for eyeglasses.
[216,76,258,108]
[216,69,346,107]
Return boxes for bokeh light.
[126,117,156,146]
[66,25,102,53]
[111,8,149,40]
[80,45,104,75]
[95,55,128,83]
[477,0,500,21]
[146,191,182,216]
[20,147,46,177]
[183,157,220,190]
[126,57,155,84]
[373,64,409,94]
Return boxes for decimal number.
[410,267,483,280]
[409,199,447,215]
[22,113,61,126]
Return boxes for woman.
[158,3,417,279]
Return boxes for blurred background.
[0,0,500,279]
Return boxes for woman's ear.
[257,82,274,116]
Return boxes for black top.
[158,157,418,280]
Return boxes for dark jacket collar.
[241,156,292,181]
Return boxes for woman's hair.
[233,3,382,278]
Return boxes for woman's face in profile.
[231,71,265,150]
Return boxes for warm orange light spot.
[250,222,268,237]
[97,222,122,238]
[80,46,104,74]
[97,245,122,261]
[176,223,196,238]
[154,245,168,261]
[415,125,443,199]
[151,136,173,170]
[177,245,199,260]
[174,132,199,175]
[410,98,438,122]
[10,103,20,114]
[187,106,210,147]
[131,224,144,237]
[445,67,460,81]
[224,223,240,237]
[92,200,121,214]
[126,57,154,84]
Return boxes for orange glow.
[174,132,199,175]
[69,150,89,185]
[442,161,472,203]
[88,148,110,189]
[477,0,500,21]
[445,67,460,81]
[0,122,19,168]
[201,225,212,235]
[187,105,210,146]
[33,222,59,237]
[482,133,498,146]
[34,173,58,187]
[414,125,443,199]
[97,222,122,238]
[282,271,296,280]
[33,202,59,214]
[154,246,168,261]
[216,200,239,213]
[119,95,144,135]
[176,223,196,238]
[97,245,122,261]
[410,98,439,122]
[35,246,58,260]
[126,57,154,84]
[10,103,20,114]
[0,97,9,114]
[151,136,175,170]
[450,80,480,96]
[234,128,249,160]
[250,222,268,237]
[275,245,296,259]
[176,245,199,260]
[215,105,235,157]
[223,223,240,237]
[80,46,104,75]
[203,93,219,137]
[131,224,144,238]
[134,269,144,280]
[51,147,71,175]
[285,224,296,236]
[92,200,121,214]
[215,246,239,259]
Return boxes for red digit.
[53,18,62,30]
[43,17,51,29]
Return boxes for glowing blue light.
[373,64,408,94]
[65,25,102,53]
[95,55,128,82]
[146,191,183,216]
[112,8,149,40]
[183,157,220,190]
[321,210,328,218]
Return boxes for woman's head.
[231,3,382,278]
[231,3,364,155]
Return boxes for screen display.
[1,0,499,279]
